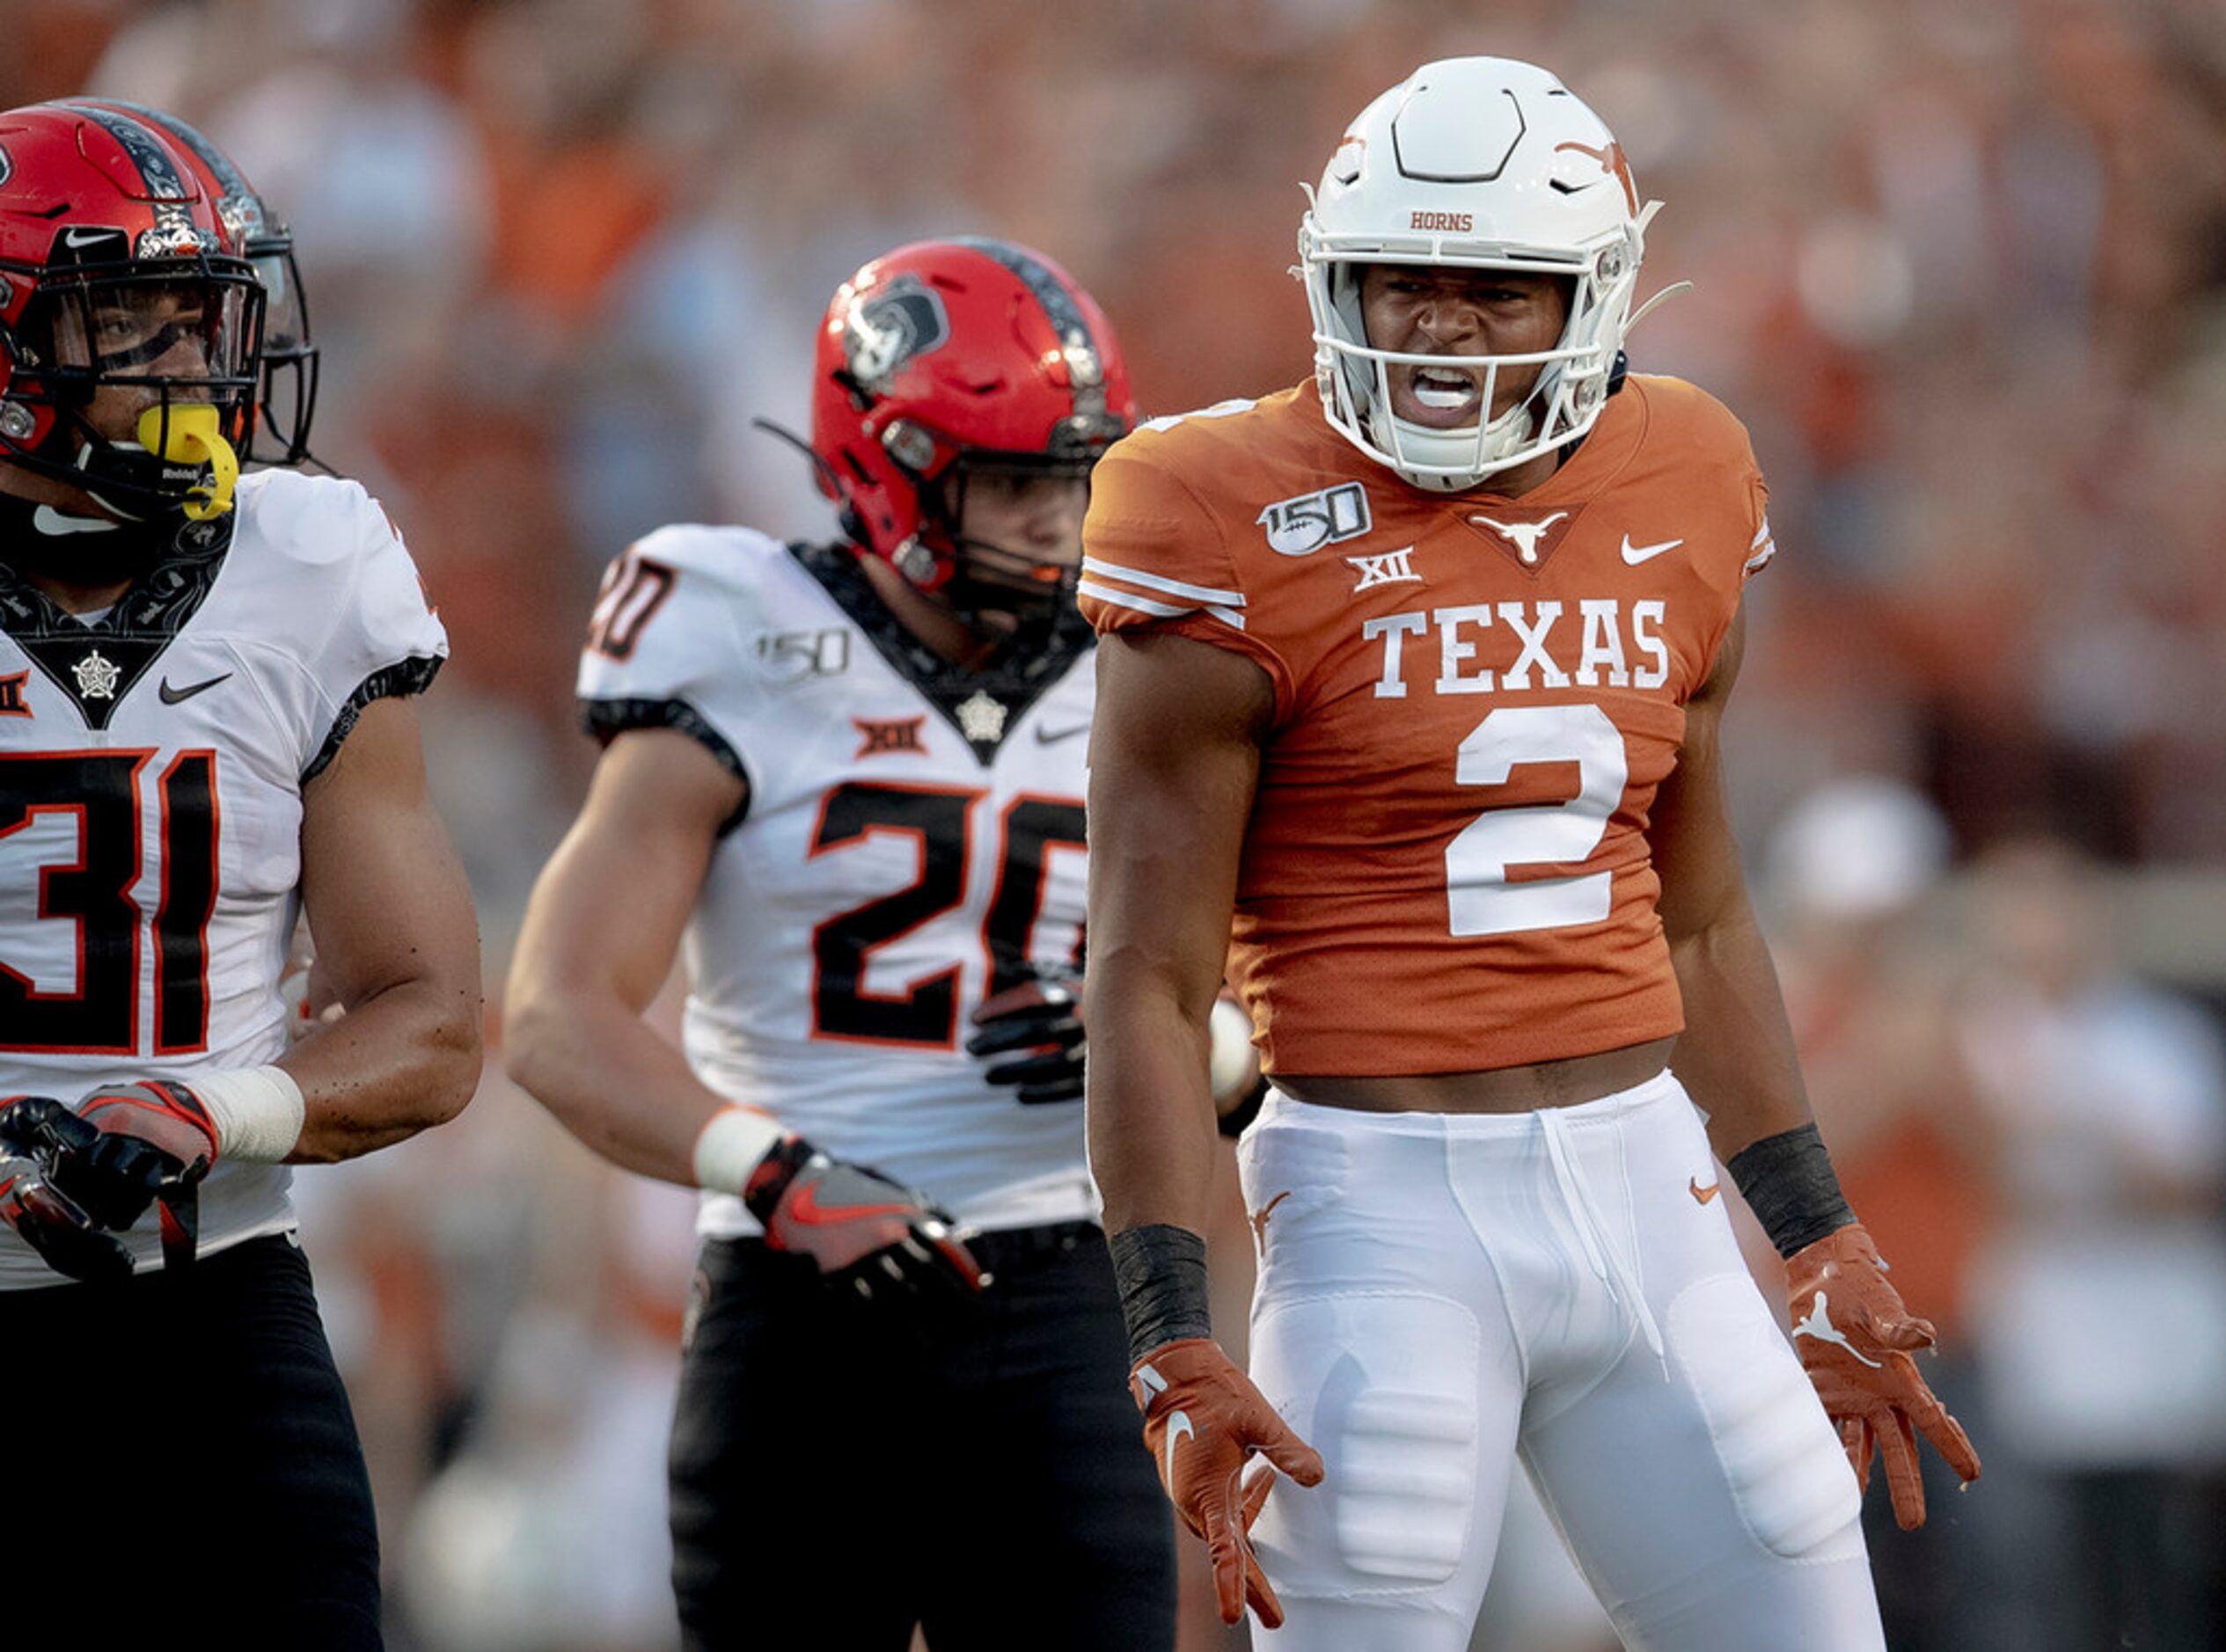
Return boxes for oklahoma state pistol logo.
[0,670,30,717]
[853,715,926,757]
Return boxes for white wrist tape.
[691,1107,787,1195]
[194,1065,307,1163]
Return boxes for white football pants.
[1236,1072,1885,1652]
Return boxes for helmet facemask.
[2,255,264,524]
[1301,223,1644,493]
[926,450,1099,642]
[245,235,318,465]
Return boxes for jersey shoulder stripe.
[1076,557,1248,631]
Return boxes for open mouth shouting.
[1389,362,1486,428]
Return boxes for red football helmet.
[809,238,1133,620]
[57,98,318,466]
[0,101,265,523]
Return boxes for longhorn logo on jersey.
[1257,481,1371,556]
[842,274,950,391]
[1467,509,1571,570]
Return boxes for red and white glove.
[743,1134,985,1301]
[1787,1223,1981,1529]
[60,1080,218,1220]
[1130,1338,1324,1628]
[0,1097,135,1284]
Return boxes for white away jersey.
[0,469,449,1290]
[578,527,1097,1237]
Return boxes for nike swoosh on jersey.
[158,672,233,705]
[1034,722,1091,745]
[1619,535,1684,566]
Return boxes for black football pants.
[670,1220,1176,1651]
[0,1233,382,1648]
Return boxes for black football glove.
[3,1082,213,1271]
[743,1135,985,1301]
[0,1097,135,1284]
[966,977,1086,1104]
[50,1080,216,1225]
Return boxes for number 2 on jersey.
[1446,705,1627,938]
[0,750,219,1054]
[810,783,1085,1047]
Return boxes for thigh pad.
[1666,1273,1863,1560]
[1252,1290,1488,1593]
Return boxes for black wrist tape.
[1726,1122,1856,1259]
[1108,1223,1212,1365]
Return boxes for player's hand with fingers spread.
[1787,1222,1981,1529]
[743,1134,985,1301]
[1130,1337,1324,1628]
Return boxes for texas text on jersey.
[579,523,1099,1238]
[1080,372,1773,1078]
[0,470,447,1288]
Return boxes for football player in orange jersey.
[1079,57,1981,1650]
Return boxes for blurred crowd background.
[10,0,2226,1647]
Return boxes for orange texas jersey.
[1079,375,1775,1078]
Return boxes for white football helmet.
[1300,57,1665,492]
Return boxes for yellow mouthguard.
[136,406,240,521]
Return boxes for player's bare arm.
[284,692,482,1161]
[504,726,743,1185]
[1651,602,1981,1524]
[1085,627,1271,1236]
[1087,626,1323,1629]
[508,723,979,1297]
[1649,603,1813,1161]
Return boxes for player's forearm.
[1667,900,1817,1163]
[277,975,481,1162]
[1085,964,1222,1236]
[502,985,741,1188]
